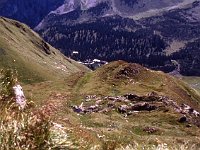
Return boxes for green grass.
[75,72,92,93]
[4,65,199,149]
[183,76,200,94]
[1,17,200,148]
[56,61,200,149]
[0,17,89,84]
[73,61,200,110]
[15,60,200,149]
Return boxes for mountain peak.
[49,0,110,15]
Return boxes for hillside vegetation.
[0,17,88,83]
[75,61,200,109]
[37,1,200,76]
[0,17,200,149]
[52,61,200,149]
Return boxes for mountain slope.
[0,17,88,83]
[37,15,168,68]
[0,0,65,28]
[1,0,200,75]
[58,60,200,149]
[36,0,200,76]
[36,0,195,20]
[139,1,200,75]
[75,60,200,110]
[35,0,194,30]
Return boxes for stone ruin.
[72,92,200,126]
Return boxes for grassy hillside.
[74,60,200,110]
[0,17,88,83]
[38,60,199,149]
[1,17,200,149]
[1,58,200,149]
[183,76,200,94]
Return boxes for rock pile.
[72,92,200,126]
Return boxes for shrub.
[0,69,52,150]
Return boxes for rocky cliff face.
[0,0,189,29]
[36,0,193,17]
[35,0,193,30]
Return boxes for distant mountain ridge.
[1,0,200,75]
[35,0,200,76]
[36,0,196,30]
[0,0,65,28]
[0,0,196,28]
[46,0,195,16]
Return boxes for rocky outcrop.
[72,92,200,126]
[143,127,159,134]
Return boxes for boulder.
[72,106,83,113]
[124,94,139,100]
[118,105,129,114]
[143,127,159,134]
[179,116,187,123]
[180,104,200,116]
[88,105,100,112]
[131,103,157,111]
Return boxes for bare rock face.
[13,85,26,109]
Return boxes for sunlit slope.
[75,60,200,111]
[0,17,89,83]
